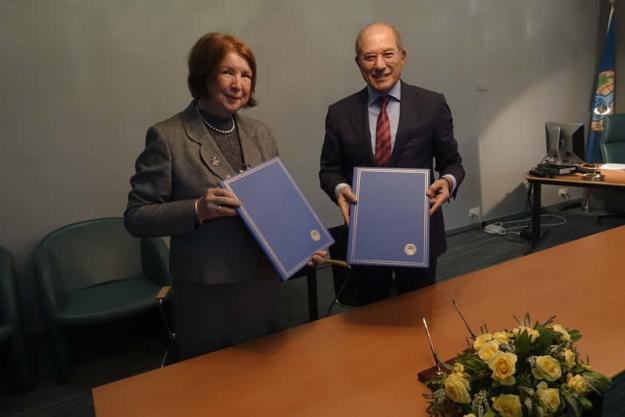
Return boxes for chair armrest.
[325,259,351,269]
[141,237,171,286]
[156,285,171,302]
[0,248,21,328]
[33,245,67,320]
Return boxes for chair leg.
[596,212,625,225]
[48,323,70,382]
[10,331,31,390]
[306,267,318,321]
[158,298,176,367]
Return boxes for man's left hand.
[426,179,451,216]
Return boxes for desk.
[93,226,625,417]
[527,170,625,251]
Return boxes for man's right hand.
[337,186,358,225]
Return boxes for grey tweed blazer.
[124,101,279,284]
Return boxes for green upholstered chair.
[598,114,625,223]
[0,246,31,390]
[600,114,625,162]
[33,217,170,380]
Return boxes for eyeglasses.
[359,49,400,65]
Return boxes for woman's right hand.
[195,188,241,222]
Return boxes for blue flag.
[587,5,616,163]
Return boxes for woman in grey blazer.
[124,33,324,360]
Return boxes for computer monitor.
[545,121,585,164]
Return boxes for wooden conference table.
[527,169,625,251]
[93,226,625,417]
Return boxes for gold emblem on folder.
[310,229,321,242]
[404,243,416,256]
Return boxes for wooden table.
[93,226,625,417]
[527,170,625,251]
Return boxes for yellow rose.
[536,381,561,413]
[489,351,517,385]
[453,363,465,374]
[477,340,499,363]
[567,374,588,393]
[473,333,493,350]
[444,373,471,404]
[551,324,571,343]
[562,349,576,370]
[512,325,539,342]
[492,394,522,417]
[493,331,511,345]
[531,355,562,382]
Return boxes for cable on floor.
[483,214,567,236]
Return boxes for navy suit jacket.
[319,81,464,258]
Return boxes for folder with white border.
[221,157,334,281]
[347,167,430,268]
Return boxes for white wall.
[0,0,599,330]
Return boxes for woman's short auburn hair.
[187,32,257,107]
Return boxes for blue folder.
[347,167,430,268]
[221,157,334,281]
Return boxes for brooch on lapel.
[210,155,221,167]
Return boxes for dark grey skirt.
[172,275,306,360]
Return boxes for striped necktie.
[375,96,391,166]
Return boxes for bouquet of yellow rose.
[425,315,610,417]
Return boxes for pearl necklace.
[195,103,236,134]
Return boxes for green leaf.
[541,315,557,327]
[515,329,531,359]
[484,410,496,417]
[562,389,582,417]
[533,329,555,353]
[462,356,489,373]
[585,371,612,394]
[578,395,593,409]
[568,329,582,342]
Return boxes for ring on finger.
[217,205,223,212]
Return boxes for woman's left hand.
[308,250,328,267]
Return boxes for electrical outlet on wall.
[469,207,481,218]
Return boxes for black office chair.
[597,114,625,223]
[33,217,171,380]
[0,246,31,390]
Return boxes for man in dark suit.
[319,22,465,306]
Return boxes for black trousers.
[329,225,437,306]
[342,263,436,306]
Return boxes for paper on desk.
[600,163,625,170]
